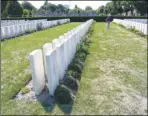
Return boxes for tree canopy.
[21,1,37,11]
[2,1,23,18]
[85,6,93,11]
[98,0,147,16]
[1,0,147,18]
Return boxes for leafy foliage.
[54,84,73,104]
[98,1,148,16]
[1,1,7,14]
[21,1,36,11]
[2,1,23,18]
[22,9,30,18]
[7,1,23,17]
[21,87,30,94]
[85,6,93,11]
[68,62,83,73]
[66,70,81,80]
[63,76,79,91]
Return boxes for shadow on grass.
[36,86,74,114]
[36,87,55,112]
[56,100,74,115]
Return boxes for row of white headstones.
[1,19,47,26]
[29,19,93,96]
[113,19,148,35]
[1,19,70,40]
[124,19,148,24]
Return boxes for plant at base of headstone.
[72,58,84,69]
[68,62,83,74]
[66,70,81,80]
[75,52,87,62]
[76,43,89,55]
[63,76,79,91]
[21,86,30,94]
[54,84,74,104]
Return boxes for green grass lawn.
[1,23,80,114]
[1,22,147,115]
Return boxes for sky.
[18,1,110,10]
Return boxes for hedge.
[1,16,148,22]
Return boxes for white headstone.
[43,43,53,76]
[45,49,58,96]
[29,49,45,95]
[52,39,62,80]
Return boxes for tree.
[72,5,82,15]
[48,4,57,12]
[31,8,37,15]
[132,0,148,16]
[116,1,123,15]
[22,9,29,17]
[2,1,10,18]
[85,6,92,11]
[21,1,36,11]
[1,1,7,14]
[28,11,32,17]
[104,2,113,15]
[57,4,65,13]
[74,5,78,9]
[7,1,23,17]
[121,1,131,16]
[97,5,104,14]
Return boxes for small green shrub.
[21,86,30,94]
[75,52,86,62]
[66,70,81,80]
[63,76,79,91]
[54,84,73,104]
[73,58,84,69]
[81,45,89,54]
[77,44,89,55]
[68,62,83,73]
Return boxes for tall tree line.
[1,1,36,18]
[1,0,147,18]
[97,1,148,16]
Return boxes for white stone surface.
[1,19,70,40]
[43,43,53,76]
[113,19,148,35]
[52,39,62,80]
[45,49,58,96]
[29,49,45,95]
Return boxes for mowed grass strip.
[71,22,147,115]
[1,23,80,104]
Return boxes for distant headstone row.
[124,19,148,24]
[1,19,47,26]
[113,19,148,35]
[29,19,93,96]
[1,19,70,40]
